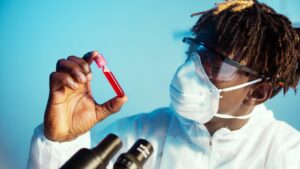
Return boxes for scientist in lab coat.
[27,0,300,168]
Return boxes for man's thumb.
[95,96,128,121]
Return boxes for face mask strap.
[214,112,252,119]
[219,78,262,92]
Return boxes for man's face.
[195,28,257,116]
[208,56,253,116]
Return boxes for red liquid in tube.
[94,54,125,98]
[103,66,125,97]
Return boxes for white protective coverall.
[27,104,300,169]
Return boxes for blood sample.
[94,54,125,97]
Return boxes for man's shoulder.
[254,117,300,159]
[256,104,300,141]
[263,120,300,167]
[252,104,299,136]
[250,104,300,149]
[268,120,300,143]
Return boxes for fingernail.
[79,74,87,82]
[121,96,128,102]
[91,51,99,56]
[71,82,78,89]
[87,51,98,58]
[87,73,92,81]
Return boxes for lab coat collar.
[170,104,274,147]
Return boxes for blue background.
[0,0,299,168]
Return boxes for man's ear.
[245,82,273,106]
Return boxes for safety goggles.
[183,37,262,81]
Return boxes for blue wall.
[0,0,299,168]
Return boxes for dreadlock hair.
[192,0,300,97]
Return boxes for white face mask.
[169,52,262,124]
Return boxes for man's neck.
[204,106,254,136]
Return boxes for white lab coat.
[27,104,300,169]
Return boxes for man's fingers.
[67,56,93,81]
[67,56,91,74]
[50,72,78,91]
[95,96,128,122]
[83,51,100,65]
[56,59,88,84]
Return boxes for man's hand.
[44,51,128,142]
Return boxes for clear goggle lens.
[191,47,240,81]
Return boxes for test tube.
[94,54,125,97]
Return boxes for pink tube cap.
[94,54,107,68]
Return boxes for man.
[27,0,300,168]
